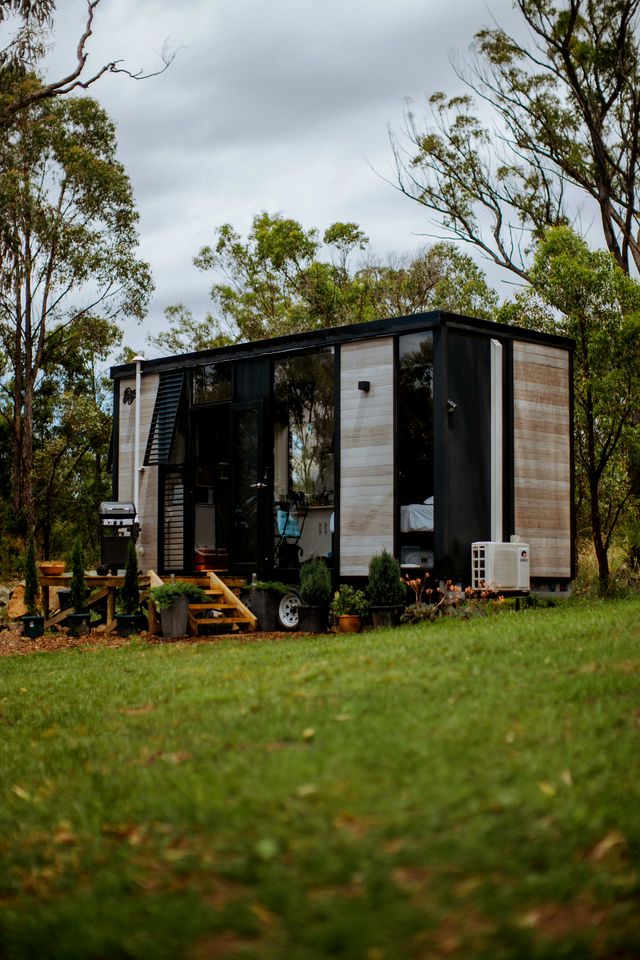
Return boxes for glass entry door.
[230,401,266,573]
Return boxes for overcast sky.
[47,0,522,356]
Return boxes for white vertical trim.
[490,339,503,542]
[133,356,144,519]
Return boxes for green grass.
[1,599,640,959]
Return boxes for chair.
[274,500,306,567]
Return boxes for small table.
[40,574,150,631]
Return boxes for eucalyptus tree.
[499,227,640,587]
[32,316,121,558]
[0,0,173,122]
[393,0,640,280]
[0,89,152,532]
[151,212,498,352]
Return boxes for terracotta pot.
[336,614,362,634]
[38,561,65,577]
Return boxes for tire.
[277,590,301,630]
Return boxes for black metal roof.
[111,310,574,380]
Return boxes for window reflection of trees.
[398,333,434,505]
[274,350,334,504]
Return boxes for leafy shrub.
[299,558,332,606]
[249,580,292,595]
[367,549,406,607]
[149,581,208,611]
[119,542,141,615]
[69,537,89,612]
[331,584,369,617]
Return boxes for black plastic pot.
[20,614,45,639]
[245,589,278,631]
[298,604,328,633]
[57,588,72,611]
[115,613,147,638]
[67,612,91,636]
[370,606,402,629]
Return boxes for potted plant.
[298,558,332,632]
[115,542,147,637]
[368,549,406,627]
[68,536,91,636]
[330,583,369,634]
[149,581,208,638]
[243,580,301,632]
[21,534,44,639]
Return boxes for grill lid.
[99,501,136,519]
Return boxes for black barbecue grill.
[99,501,139,573]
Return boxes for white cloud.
[46,0,520,354]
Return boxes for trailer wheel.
[277,590,301,631]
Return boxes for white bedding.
[400,497,434,532]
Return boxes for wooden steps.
[187,572,257,635]
[146,571,256,636]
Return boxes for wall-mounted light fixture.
[358,380,371,392]
[447,399,458,414]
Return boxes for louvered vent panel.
[144,371,185,465]
[163,471,184,570]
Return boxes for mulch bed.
[0,626,303,657]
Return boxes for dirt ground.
[0,625,300,657]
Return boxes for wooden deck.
[40,571,256,636]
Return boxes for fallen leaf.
[163,847,188,861]
[53,827,76,845]
[560,769,573,787]
[159,751,191,765]
[302,727,316,741]
[334,713,352,722]
[391,866,430,893]
[251,902,276,925]
[587,830,626,861]
[538,782,556,797]
[381,837,406,855]
[119,704,155,715]
[333,812,375,838]
[11,784,30,801]
[296,783,318,798]
[517,909,541,929]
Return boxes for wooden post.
[107,587,116,627]
[147,570,164,636]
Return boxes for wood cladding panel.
[339,338,394,576]
[117,374,159,574]
[513,342,571,578]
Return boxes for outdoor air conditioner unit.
[471,542,530,592]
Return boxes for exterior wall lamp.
[358,380,371,392]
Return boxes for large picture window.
[398,332,434,568]
[273,349,335,566]
[398,332,433,504]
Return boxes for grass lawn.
[1,598,639,959]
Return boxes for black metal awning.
[143,370,185,465]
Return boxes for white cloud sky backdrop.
[46,0,522,356]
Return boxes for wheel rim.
[278,592,300,629]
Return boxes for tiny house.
[109,311,574,589]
